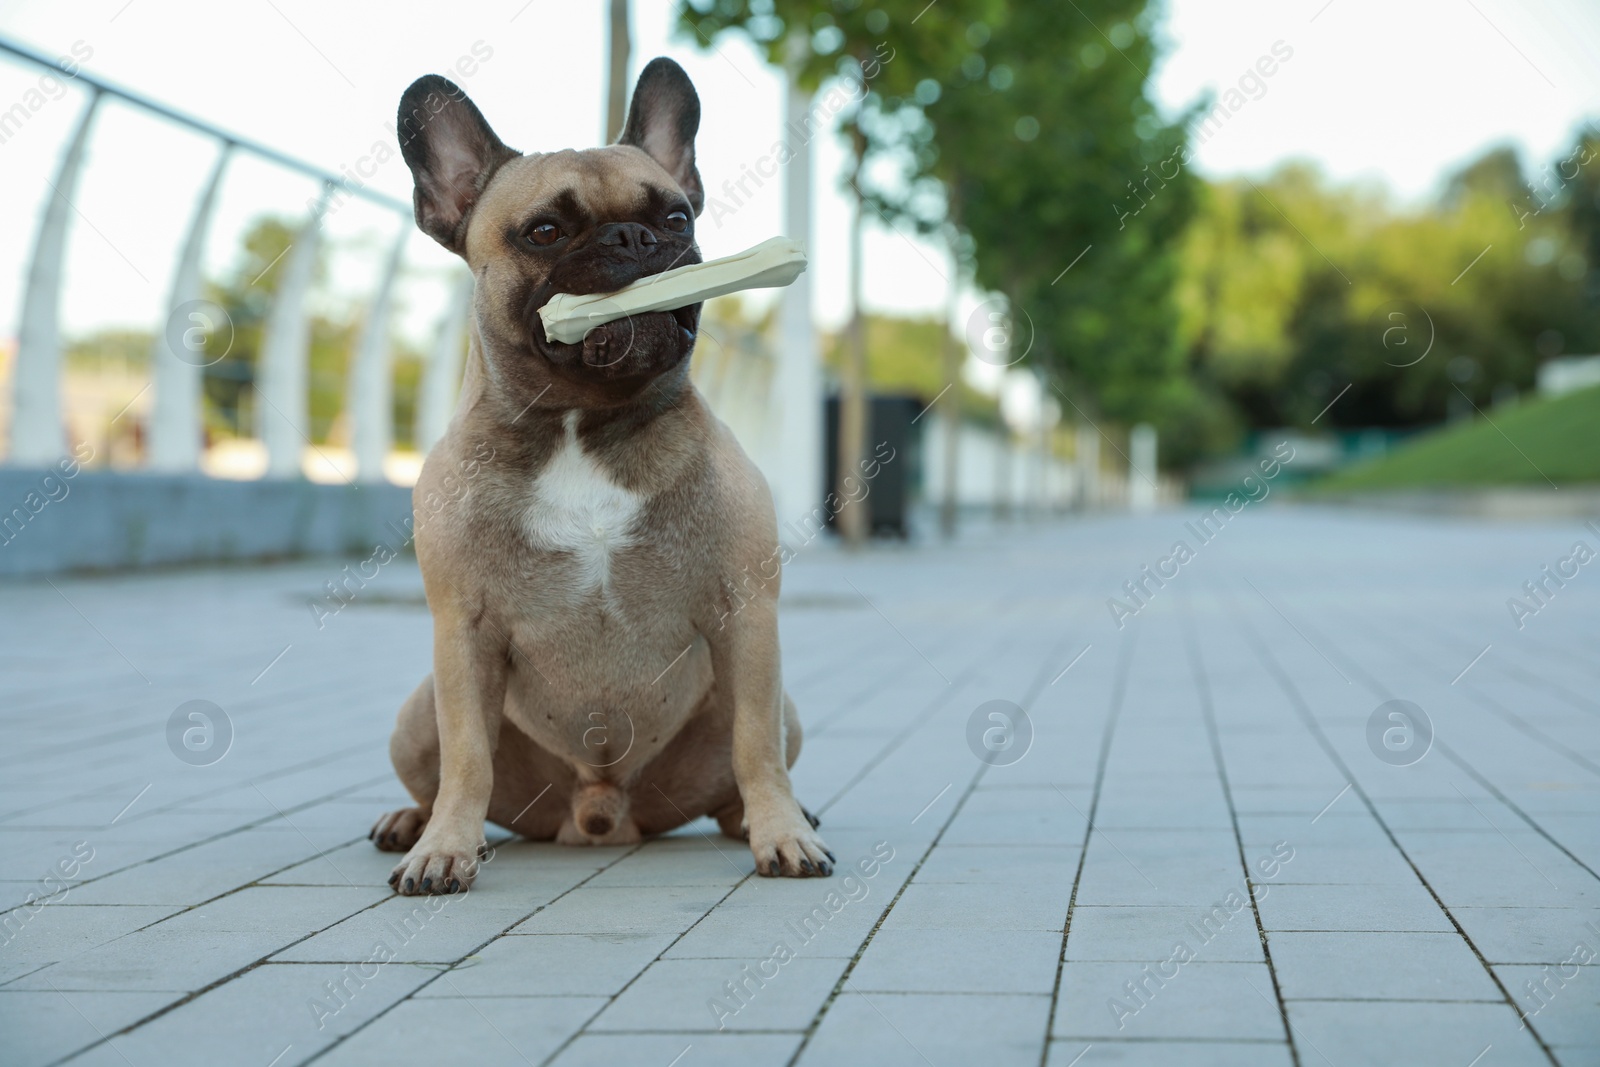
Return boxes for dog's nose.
[595,222,658,258]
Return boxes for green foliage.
[680,1,1202,465]
[65,329,153,372]
[819,313,1001,428]
[205,218,423,447]
[680,3,1600,474]
[1180,130,1600,434]
[1312,384,1600,490]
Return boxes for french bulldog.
[369,58,832,894]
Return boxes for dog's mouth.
[523,255,702,389]
[553,305,699,377]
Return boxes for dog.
[368,58,833,894]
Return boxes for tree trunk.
[836,130,869,547]
[939,228,962,540]
[605,0,631,143]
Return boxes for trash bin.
[823,393,922,538]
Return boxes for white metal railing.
[0,35,466,483]
[0,34,1157,521]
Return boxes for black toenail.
[421,878,432,892]
[448,879,460,893]
[404,877,414,892]
[825,850,836,863]
[799,859,813,874]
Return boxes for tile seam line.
[1180,596,1302,1067]
[1038,627,1140,1067]
[0,773,393,923]
[789,625,1090,1067]
[1326,597,1600,784]
[528,872,756,1067]
[808,616,985,738]
[37,846,413,1067]
[1301,601,1600,886]
[813,606,1041,817]
[1230,595,1561,1067]
[0,671,391,770]
[304,839,651,1066]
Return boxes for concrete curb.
[1299,487,1600,521]
[0,469,414,577]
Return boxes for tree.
[1174,132,1600,440]
[605,0,632,142]
[679,0,998,542]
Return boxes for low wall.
[0,469,414,577]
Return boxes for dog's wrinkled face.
[397,59,706,408]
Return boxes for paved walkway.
[2,506,1598,1066]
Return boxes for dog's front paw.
[369,807,428,852]
[388,832,488,895]
[748,808,834,878]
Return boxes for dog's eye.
[665,211,690,233]
[526,223,562,247]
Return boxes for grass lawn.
[1312,384,1600,492]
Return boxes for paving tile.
[664,900,879,959]
[1263,838,1421,886]
[260,840,410,886]
[317,994,604,1066]
[1066,904,1265,962]
[0,904,180,973]
[798,992,1051,1067]
[1254,883,1454,932]
[583,837,751,888]
[1493,964,1600,1048]
[1093,782,1233,830]
[1283,1000,1551,1067]
[1049,1039,1293,1066]
[9,886,377,990]
[508,885,730,937]
[1072,832,1247,907]
[1401,831,1600,908]
[414,932,674,996]
[1454,908,1600,963]
[0,990,175,1067]
[549,1032,800,1066]
[273,890,536,964]
[1051,961,1282,1041]
[55,961,439,1066]
[589,955,847,1032]
[879,882,1065,931]
[59,831,350,906]
[940,787,1090,846]
[912,844,1080,884]
[1269,931,1502,1001]
[846,927,1061,993]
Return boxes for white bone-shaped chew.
[538,236,807,345]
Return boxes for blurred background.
[1,0,1598,574]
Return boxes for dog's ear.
[618,57,704,216]
[397,75,518,255]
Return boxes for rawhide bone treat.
[539,237,807,345]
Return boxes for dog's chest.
[521,412,643,592]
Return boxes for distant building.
[1537,355,1600,398]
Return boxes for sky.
[0,0,1595,352]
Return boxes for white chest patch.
[522,411,643,593]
